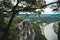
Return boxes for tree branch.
[0,0,19,40]
[3,1,60,12]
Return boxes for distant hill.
[17,14,60,24]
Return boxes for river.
[44,23,58,40]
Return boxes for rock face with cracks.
[17,19,35,40]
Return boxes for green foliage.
[53,22,58,34]
[25,0,36,5]
[0,17,23,40]
[3,0,13,9]
[0,0,47,40]
[32,23,47,40]
[7,17,22,40]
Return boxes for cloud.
[42,8,54,14]
[45,0,57,4]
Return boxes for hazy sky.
[42,0,58,14]
[45,0,57,4]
